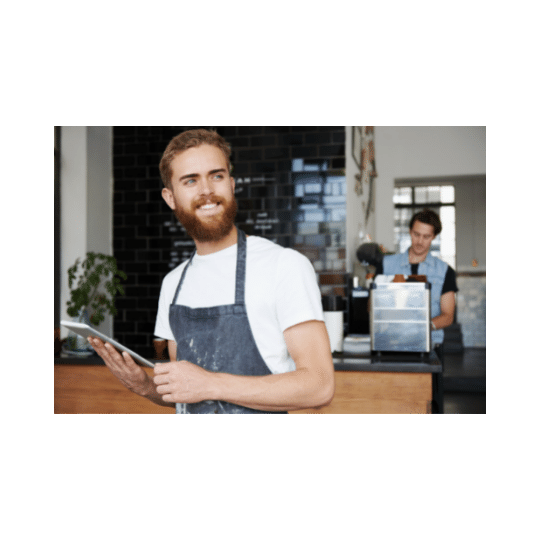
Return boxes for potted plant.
[63,252,127,355]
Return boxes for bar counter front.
[54,351,442,414]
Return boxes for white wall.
[372,126,486,253]
[59,126,114,337]
[345,127,377,272]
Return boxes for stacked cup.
[322,295,345,353]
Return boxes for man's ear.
[230,176,235,193]
[162,188,176,210]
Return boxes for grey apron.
[169,228,287,414]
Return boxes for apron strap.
[235,228,247,306]
[172,250,196,305]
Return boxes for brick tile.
[112,126,347,347]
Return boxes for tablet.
[61,320,155,367]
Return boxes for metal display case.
[370,281,431,353]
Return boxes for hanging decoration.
[352,126,378,224]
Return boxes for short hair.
[159,129,232,189]
[409,209,442,236]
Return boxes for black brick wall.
[113,126,346,359]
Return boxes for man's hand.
[88,337,153,397]
[154,361,214,404]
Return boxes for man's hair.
[409,209,442,236]
[159,129,232,189]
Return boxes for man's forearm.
[434,292,456,331]
[153,321,336,411]
[432,313,453,330]
[208,367,334,412]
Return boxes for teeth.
[200,203,217,210]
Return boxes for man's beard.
[174,194,237,242]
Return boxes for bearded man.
[89,129,334,414]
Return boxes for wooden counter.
[299,352,442,414]
[54,352,441,414]
[54,364,175,414]
[289,370,432,414]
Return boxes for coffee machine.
[347,275,370,335]
[369,277,432,354]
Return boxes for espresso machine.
[369,277,431,354]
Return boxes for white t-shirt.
[154,236,324,374]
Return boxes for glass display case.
[370,281,431,353]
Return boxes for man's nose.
[198,177,214,195]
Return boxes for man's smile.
[196,201,222,217]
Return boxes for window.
[393,184,456,269]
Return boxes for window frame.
[393,183,456,269]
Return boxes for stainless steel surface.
[370,282,431,353]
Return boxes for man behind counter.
[375,209,458,352]
[89,129,334,414]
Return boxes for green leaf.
[66,252,128,325]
